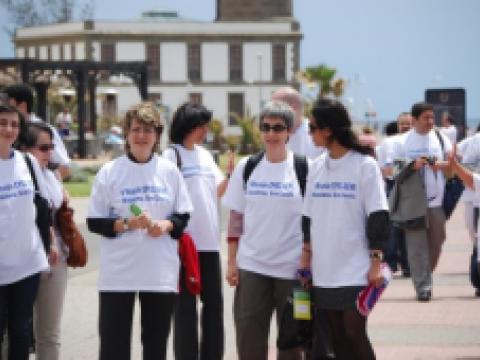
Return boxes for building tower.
[216,0,293,21]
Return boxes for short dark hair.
[169,102,212,144]
[4,84,34,113]
[411,102,433,119]
[21,121,53,149]
[259,100,295,130]
[0,104,20,115]
[384,121,398,136]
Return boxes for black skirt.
[312,286,364,310]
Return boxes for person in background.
[391,102,451,302]
[440,112,458,145]
[55,107,73,138]
[358,126,377,155]
[301,98,389,360]
[0,105,49,360]
[163,102,233,360]
[22,122,68,360]
[272,87,324,159]
[87,102,193,360]
[223,100,304,360]
[5,84,71,180]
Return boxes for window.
[47,46,52,61]
[228,93,244,126]
[101,43,115,62]
[59,45,64,61]
[146,44,160,81]
[189,93,202,105]
[229,44,243,82]
[71,43,76,60]
[188,44,201,82]
[272,44,286,82]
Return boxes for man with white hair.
[272,87,324,160]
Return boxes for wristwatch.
[123,218,130,231]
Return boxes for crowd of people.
[0,82,478,360]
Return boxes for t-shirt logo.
[312,181,357,199]
[0,180,32,201]
[247,180,295,198]
[120,185,168,204]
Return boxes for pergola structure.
[0,58,149,158]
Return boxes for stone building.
[13,0,302,132]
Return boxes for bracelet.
[369,250,383,261]
[123,218,130,231]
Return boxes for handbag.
[178,232,201,295]
[24,154,52,254]
[442,175,465,219]
[56,200,88,267]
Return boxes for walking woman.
[163,102,232,360]
[301,99,389,360]
[23,122,67,360]
[0,105,49,359]
[87,102,193,360]
[223,100,305,360]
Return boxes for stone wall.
[217,0,292,21]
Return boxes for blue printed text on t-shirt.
[246,180,294,198]
[0,180,32,201]
[182,165,215,179]
[120,185,169,204]
[312,181,357,199]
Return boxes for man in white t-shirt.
[5,84,71,180]
[440,112,458,145]
[272,87,324,160]
[393,102,452,302]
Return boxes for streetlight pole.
[256,53,263,114]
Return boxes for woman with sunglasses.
[21,121,68,360]
[222,100,305,359]
[301,98,389,360]
[0,105,49,360]
[87,102,192,360]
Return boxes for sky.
[1,0,479,124]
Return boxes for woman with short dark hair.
[0,105,49,360]
[163,102,232,360]
[301,99,389,360]
[87,102,193,360]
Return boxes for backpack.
[243,151,308,197]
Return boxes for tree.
[0,0,94,37]
[298,64,346,99]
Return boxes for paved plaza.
[54,197,480,360]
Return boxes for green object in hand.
[130,204,142,216]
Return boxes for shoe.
[402,270,411,278]
[417,290,431,302]
[475,289,480,297]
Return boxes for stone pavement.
[54,198,480,360]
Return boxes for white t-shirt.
[376,134,403,179]
[440,125,458,145]
[460,133,480,206]
[0,151,49,285]
[163,145,224,251]
[222,151,305,279]
[303,151,388,287]
[88,154,193,292]
[30,114,71,167]
[288,119,324,160]
[393,129,452,208]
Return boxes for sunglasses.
[260,123,287,133]
[36,144,55,152]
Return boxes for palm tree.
[298,64,346,99]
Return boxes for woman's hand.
[49,245,59,266]
[128,212,152,230]
[367,260,384,287]
[147,220,173,237]
[226,260,239,287]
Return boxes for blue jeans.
[0,273,41,360]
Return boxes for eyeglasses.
[36,144,55,152]
[129,126,155,135]
[308,123,319,133]
[260,123,287,133]
[0,119,19,129]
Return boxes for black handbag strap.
[167,145,182,169]
[23,153,40,192]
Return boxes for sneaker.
[475,289,480,297]
[417,290,431,302]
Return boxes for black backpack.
[242,151,308,197]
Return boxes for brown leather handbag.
[56,200,88,267]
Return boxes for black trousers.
[174,251,224,360]
[99,291,175,360]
